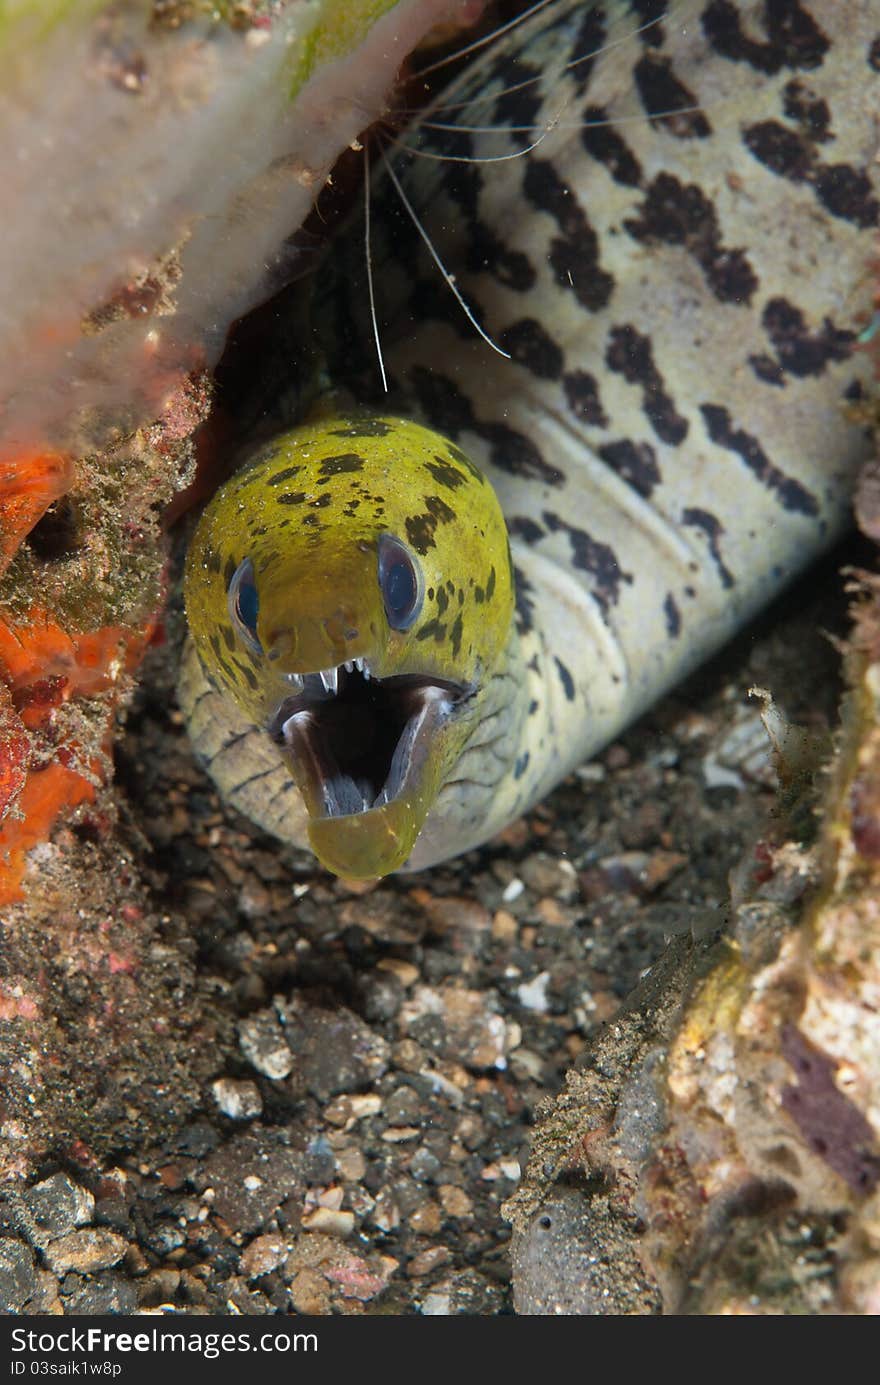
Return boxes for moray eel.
[181,0,879,878]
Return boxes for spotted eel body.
[181,0,879,878]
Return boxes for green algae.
[284,0,403,101]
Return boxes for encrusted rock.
[44,1229,128,1276]
[418,1269,505,1315]
[280,995,389,1101]
[240,1233,288,1279]
[24,1172,95,1236]
[0,1237,39,1312]
[211,1077,263,1121]
[238,1010,294,1081]
[399,986,515,1071]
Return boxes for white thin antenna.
[364,142,388,393]
[415,0,556,79]
[387,112,558,165]
[379,138,511,361]
[417,101,709,137]
[394,4,673,118]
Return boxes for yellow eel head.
[184,415,514,877]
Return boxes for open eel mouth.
[269,659,470,876]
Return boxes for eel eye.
[228,557,262,654]
[378,534,423,632]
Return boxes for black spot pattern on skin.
[523,158,614,312]
[329,420,391,438]
[415,114,536,293]
[277,491,306,506]
[761,297,855,377]
[509,516,544,545]
[216,653,237,685]
[491,57,544,134]
[222,556,237,588]
[318,453,365,479]
[234,660,259,691]
[743,119,813,180]
[563,370,608,428]
[664,593,681,638]
[447,444,486,486]
[500,318,564,379]
[514,566,536,634]
[486,566,496,601]
[425,456,467,490]
[467,222,537,292]
[514,751,530,780]
[630,0,667,46]
[410,369,561,491]
[565,5,607,96]
[749,354,787,387]
[682,507,735,589]
[431,141,481,218]
[428,495,454,522]
[203,546,223,576]
[542,511,632,614]
[311,493,333,508]
[625,173,758,304]
[406,516,436,555]
[701,403,820,516]
[405,495,456,555]
[744,122,880,229]
[477,420,565,486]
[814,166,880,231]
[221,626,235,652]
[410,368,477,438]
[450,613,464,659]
[581,107,643,187]
[415,618,447,644]
[701,0,830,74]
[554,657,576,703]
[605,325,688,445]
[633,53,711,138]
[266,465,301,486]
[783,79,831,142]
[436,587,449,615]
[597,439,661,500]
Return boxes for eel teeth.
[319,667,338,695]
[353,656,371,681]
[282,671,304,689]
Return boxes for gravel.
[0,540,855,1314]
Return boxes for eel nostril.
[322,610,359,646]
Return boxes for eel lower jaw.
[269,661,471,878]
